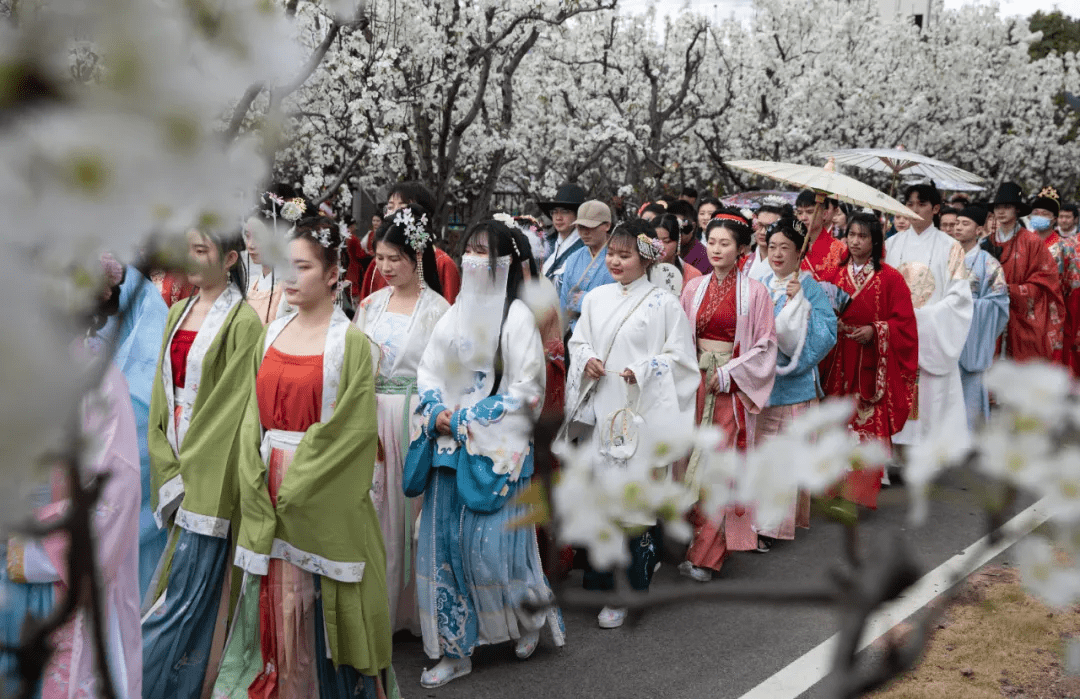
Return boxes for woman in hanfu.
[563,220,699,629]
[2,260,143,699]
[404,219,564,688]
[754,219,838,543]
[243,216,285,325]
[678,210,778,583]
[214,218,396,699]
[821,213,918,509]
[142,228,262,699]
[652,213,702,295]
[353,204,448,634]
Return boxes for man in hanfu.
[558,200,615,332]
[986,182,1064,362]
[794,189,847,280]
[884,183,973,458]
[539,183,587,291]
[950,206,1009,428]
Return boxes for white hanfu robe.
[884,225,973,447]
[564,275,700,475]
[353,286,449,632]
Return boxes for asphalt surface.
[391,470,1023,699]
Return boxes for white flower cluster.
[0,0,306,526]
[552,397,887,570]
[395,207,431,252]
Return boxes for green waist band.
[375,376,418,395]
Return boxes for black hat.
[537,184,587,218]
[991,182,1031,218]
[957,205,988,227]
[1030,186,1061,217]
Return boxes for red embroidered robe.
[994,227,1064,362]
[801,228,847,281]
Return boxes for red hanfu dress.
[821,262,919,508]
[683,272,773,571]
[250,346,324,699]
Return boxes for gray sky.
[617,0,1075,24]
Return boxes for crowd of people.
[1,175,1075,697]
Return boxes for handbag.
[599,380,644,462]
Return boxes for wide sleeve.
[148,303,183,525]
[776,277,838,377]
[564,290,604,425]
[624,293,700,415]
[959,256,1009,374]
[178,306,262,526]
[914,241,974,376]
[233,334,274,573]
[451,302,546,512]
[1009,237,1061,313]
[722,280,778,414]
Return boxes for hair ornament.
[281,198,307,223]
[760,194,789,209]
[636,234,665,261]
[1039,186,1060,202]
[740,208,755,221]
[712,213,749,225]
[793,219,808,237]
[395,207,431,252]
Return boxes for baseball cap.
[573,200,612,228]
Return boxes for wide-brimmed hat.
[1030,186,1061,217]
[538,184,588,218]
[991,182,1031,217]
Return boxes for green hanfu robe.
[226,308,392,681]
[143,284,262,699]
[148,284,262,535]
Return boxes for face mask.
[1030,215,1052,232]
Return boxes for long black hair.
[843,213,885,271]
[202,227,248,299]
[375,204,444,297]
[457,219,529,394]
[652,213,689,271]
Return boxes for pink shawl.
[680,272,778,444]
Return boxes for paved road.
[391,471,1023,699]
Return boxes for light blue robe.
[558,245,615,330]
[959,248,1009,428]
[760,271,838,407]
[101,267,170,599]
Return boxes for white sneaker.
[597,606,628,629]
[678,560,712,582]
[514,630,540,659]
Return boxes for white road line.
[736,497,1052,699]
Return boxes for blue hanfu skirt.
[415,469,565,660]
[141,528,229,699]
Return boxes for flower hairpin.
[396,207,431,252]
[281,198,306,222]
[636,234,665,261]
[793,219,807,237]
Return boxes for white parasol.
[818,147,985,196]
[725,158,921,219]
